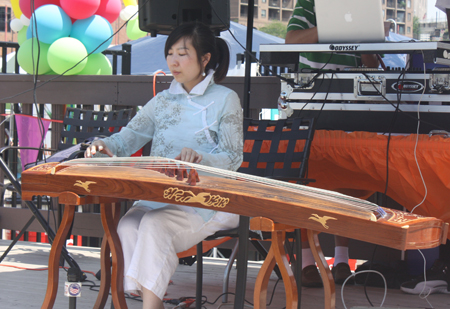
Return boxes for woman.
[85,22,243,309]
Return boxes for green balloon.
[17,26,28,46]
[78,53,112,75]
[47,37,88,75]
[17,38,51,74]
[126,17,146,41]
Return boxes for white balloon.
[20,14,30,26]
[10,19,23,32]
[120,5,139,21]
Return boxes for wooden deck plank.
[0,240,449,309]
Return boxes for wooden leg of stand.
[254,230,298,309]
[254,246,276,309]
[95,202,122,308]
[272,230,298,309]
[307,230,335,309]
[93,236,111,309]
[101,203,127,309]
[41,204,76,309]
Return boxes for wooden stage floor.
[0,240,449,309]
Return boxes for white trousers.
[117,202,239,300]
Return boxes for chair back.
[239,118,315,183]
[58,108,133,151]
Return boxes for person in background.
[85,22,243,309]
[285,0,379,287]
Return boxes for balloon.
[123,0,137,6]
[126,17,146,41]
[71,15,113,54]
[17,38,52,74]
[20,14,30,26]
[95,0,121,24]
[27,5,72,44]
[17,26,28,45]
[47,37,88,75]
[60,0,101,20]
[78,53,112,75]
[10,19,23,32]
[120,5,138,21]
[11,0,22,18]
[19,0,61,19]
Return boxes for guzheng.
[21,157,448,251]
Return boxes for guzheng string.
[60,156,384,216]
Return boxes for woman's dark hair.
[164,22,230,83]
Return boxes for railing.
[0,42,20,74]
[102,43,132,75]
[282,0,293,9]
[269,0,280,7]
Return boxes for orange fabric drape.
[307,130,450,238]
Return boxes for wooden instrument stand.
[42,192,336,309]
[40,192,128,309]
[250,217,336,309]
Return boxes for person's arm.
[361,54,379,68]
[90,99,156,158]
[285,27,318,44]
[286,0,316,44]
[196,91,243,172]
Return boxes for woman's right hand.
[84,140,114,158]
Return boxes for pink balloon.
[19,0,61,19]
[95,0,122,24]
[60,0,101,20]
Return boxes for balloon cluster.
[120,0,146,41]
[10,0,125,75]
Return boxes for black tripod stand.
[0,155,84,275]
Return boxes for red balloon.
[19,0,61,19]
[95,0,122,24]
[60,0,101,20]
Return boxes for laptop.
[315,0,386,44]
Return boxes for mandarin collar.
[168,69,215,95]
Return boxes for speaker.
[138,0,230,37]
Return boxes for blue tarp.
[382,32,416,68]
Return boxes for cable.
[361,71,447,132]
[410,50,428,214]
[201,278,282,307]
[340,270,387,309]
[381,68,404,206]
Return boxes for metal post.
[233,2,255,308]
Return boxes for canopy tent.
[107,21,284,75]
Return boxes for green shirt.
[287,0,361,70]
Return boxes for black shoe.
[400,259,450,295]
[301,265,323,287]
[331,263,354,285]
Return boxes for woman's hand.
[175,147,202,163]
[84,140,114,158]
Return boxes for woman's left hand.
[175,147,202,163]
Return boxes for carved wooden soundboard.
[21,160,448,251]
